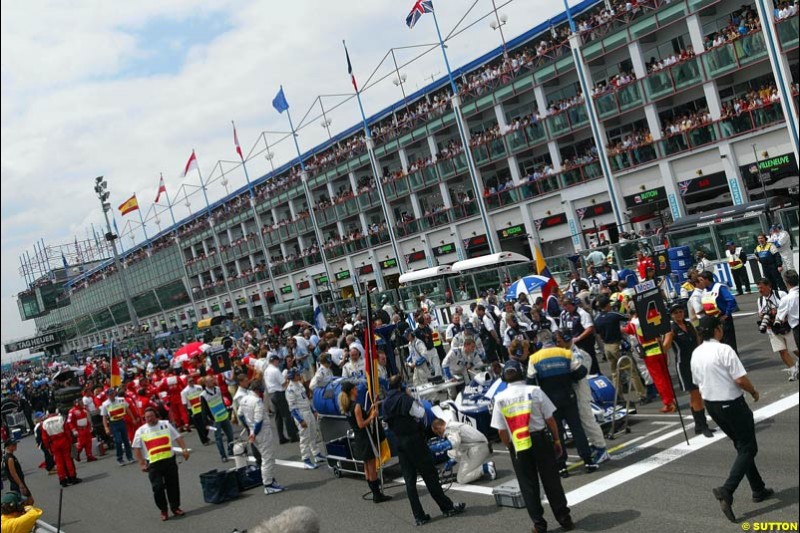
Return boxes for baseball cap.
[669,302,685,313]
[502,359,523,376]
[268,354,280,362]
[725,240,734,246]
[1,492,22,505]
[3,438,18,449]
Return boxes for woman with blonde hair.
[338,382,391,504]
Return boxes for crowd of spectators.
[662,108,713,137]
[775,0,798,19]
[704,5,762,49]
[593,71,637,96]
[646,47,696,74]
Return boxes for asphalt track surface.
[8,294,799,533]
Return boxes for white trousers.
[293,409,322,460]
[451,443,491,484]
[253,422,276,483]
[575,380,607,449]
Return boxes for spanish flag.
[118,194,139,216]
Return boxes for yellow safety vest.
[701,284,721,317]
[499,398,533,452]
[432,330,442,347]
[726,248,743,270]
[205,392,229,422]
[141,427,174,463]
[635,324,662,357]
[107,400,127,422]
[187,390,203,416]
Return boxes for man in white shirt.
[691,316,773,523]
[755,278,798,380]
[776,269,800,358]
[264,355,298,444]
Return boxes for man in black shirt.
[382,376,465,526]
[593,297,647,402]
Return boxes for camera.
[758,313,773,334]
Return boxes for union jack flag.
[678,179,691,196]
[406,0,434,29]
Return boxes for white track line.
[564,393,799,506]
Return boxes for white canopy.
[398,265,452,284]
[451,252,529,273]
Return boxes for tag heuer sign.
[335,270,351,281]
[434,243,456,256]
[314,275,329,286]
[4,332,62,354]
[280,286,294,295]
[381,258,398,269]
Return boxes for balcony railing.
[775,14,799,52]
[643,57,704,101]
[484,161,602,211]
[382,175,410,200]
[504,122,547,154]
[544,105,589,139]
[436,152,469,180]
[701,31,769,79]
[471,138,507,166]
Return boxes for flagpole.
[112,216,126,254]
[343,41,405,286]
[193,150,237,317]
[233,121,279,315]
[162,173,177,226]
[279,87,337,299]
[427,8,497,254]
[135,195,150,243]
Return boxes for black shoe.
[443,502,466,517]
[60,479,69,487]
[712,487,736,522]
[373,493,393,503]
[694,426,716,438]
[290,437,299,443]
[559,516,576,531]
[558,467,570,478]
[638,396,651,405]
[415,514,431,526]
[68,477,83,485]
[752,488,775,503]
[585,463,599,474]
[279,438,289,445]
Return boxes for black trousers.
[510,431,571,530]
[577,339,600,375]
[730,267,749,295]
[722,317,738,354]
[793,325,800,355]
[763,266,787,292]
[148,456,181,512]
[189,412,210,444]
[270,391,298,441]
[705,396,765,496]
[396,433,454,520]
[553,401,593,466]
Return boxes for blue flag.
[272,86,289,113]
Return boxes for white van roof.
[398,265,452,284]
[451,252,529,273]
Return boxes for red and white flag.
[233,121,243,160]
[183,150,198,177]
[155,175,167,203]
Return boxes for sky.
[0,0,567,363]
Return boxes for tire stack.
[669,245,693,284]
[54,386,83,415]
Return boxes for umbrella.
[503,275,552,301]
[282,320,312,332]
[171,342,208,365]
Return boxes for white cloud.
[1,0,565,360]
